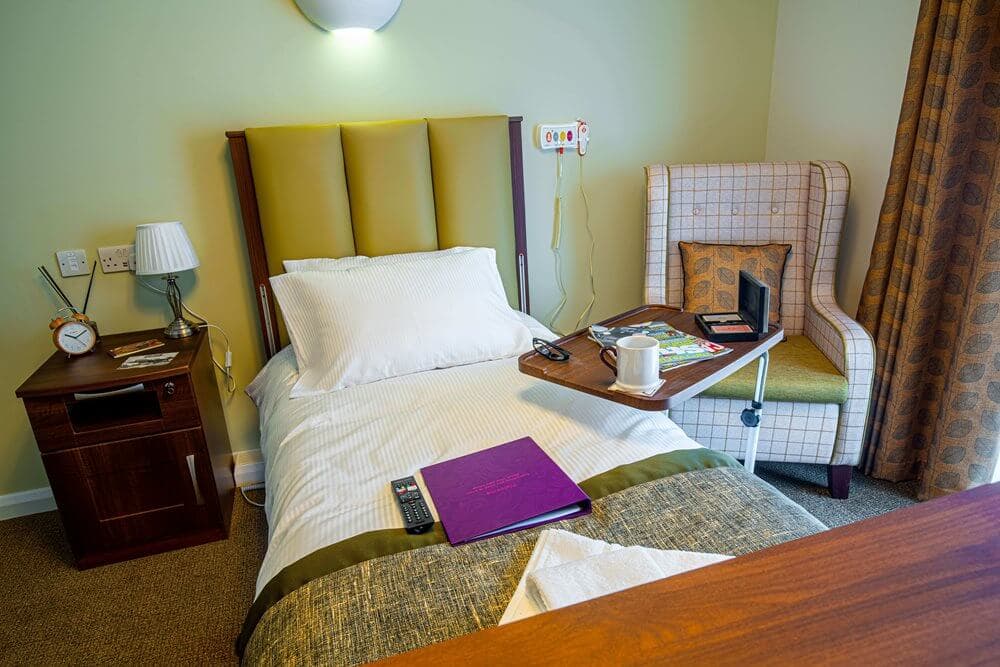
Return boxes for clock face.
[56,321,96,355]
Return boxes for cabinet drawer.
[24,376,200,452]
[41,428,221,561]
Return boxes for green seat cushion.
[700,335,848,404]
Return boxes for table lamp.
[134,221,201,338]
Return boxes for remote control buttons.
[391,476,435,534]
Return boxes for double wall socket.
[98,244,135,273]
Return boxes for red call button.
[567,130,573,142]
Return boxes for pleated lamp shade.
[134,221,200,275]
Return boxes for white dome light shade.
[294,0,402,32]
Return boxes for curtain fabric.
[857,0,1000,500]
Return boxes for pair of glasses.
[532,337,571,362]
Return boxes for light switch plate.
[98,244,135,273]
[56,249,89,277]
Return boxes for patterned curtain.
[857,0,1000,500]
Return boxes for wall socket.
[98,244,135,273]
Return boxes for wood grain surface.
[226,130,280,358]
[15,328,234,567]
[519,305,784,410]
[15,328,202,398]
[380,483,1000,666]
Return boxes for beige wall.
[765,0,920,314]
[0,0,779,496]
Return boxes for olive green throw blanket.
[240,452,824,664]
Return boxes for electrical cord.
[573,152,596,330]
[240,485,266,508]
[545,149,569,332]
[198,322,237,393]
[137,276,236,392]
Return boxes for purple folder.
[421,437,591,546]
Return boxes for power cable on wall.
[137,277,236,392]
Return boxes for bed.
[226,115,825,664]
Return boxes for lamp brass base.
[164,317,197,339]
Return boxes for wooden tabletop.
[518,305,784,411]
[379,482,1000,666]
[15,329,204,398]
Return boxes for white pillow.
[270,247,532,396]
[283,247,472,273]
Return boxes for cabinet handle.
[73,383,144,401]
[186,454,205,505]
[164,382,175,397]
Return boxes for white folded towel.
[499,529,731,624]
[527,546,664,610]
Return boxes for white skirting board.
[0,450,264,522]
[0,487,56,521]
[234,448,265,488]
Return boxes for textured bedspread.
[243,466,825,665]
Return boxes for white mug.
[599,334,660,390]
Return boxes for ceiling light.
[294,0,402,32]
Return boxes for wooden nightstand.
[15,329,234,568]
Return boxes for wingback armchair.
[644,161,874,498]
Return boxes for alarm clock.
[49,311,98,356]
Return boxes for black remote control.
[390,476,435,535]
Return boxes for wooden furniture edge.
[18,329,234,567]
[378,483,1000,665]
[226,116,529,360]
[507,117,529,314]
[226,131,279,359]
[15,329,204,399]
[518,304,784,411]
[190,325,235,533]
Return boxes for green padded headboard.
[226,115,528,358]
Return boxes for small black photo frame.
[694,270,770,343]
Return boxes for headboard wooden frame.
[226,116,529,360]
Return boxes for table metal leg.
[740,351,769,473]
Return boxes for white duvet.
[246,314,705,596]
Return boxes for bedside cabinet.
[15,329,234,568]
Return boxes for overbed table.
[517,305,784,471]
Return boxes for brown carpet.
[0,469,917,664]
[0,492,267,666]
[756,462,917,527]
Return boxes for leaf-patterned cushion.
[678,241,791,323]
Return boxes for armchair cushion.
[700,335,848,404]
[678,241,791,324]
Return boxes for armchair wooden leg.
[827,465,852,499]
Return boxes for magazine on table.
[588,320,731,372]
